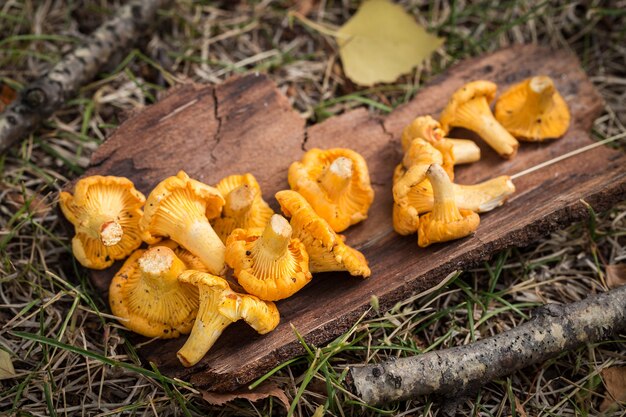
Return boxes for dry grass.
[1,0,625,416]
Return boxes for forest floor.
[1,1,625,416]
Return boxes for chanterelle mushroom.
[494,76,571,141]
[394,163,515,215]
[418,164,480,247]
[393,138,444,203]
[440,80,519,159]
[59,176,145,269]
[275,190,370,277]
[212,174,273,243]
[401,115,481,166]
[140,171,226,275]
[108,245,201,338]
[176,270,279,367]
[288,148,374,232]
[225,214,311,301]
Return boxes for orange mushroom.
[212,173,273,243]
[140,171,226,275]
[108,245,201,338]
[440,81,519,159]
[417,164,480,247]
[494,76,570,141]
[59,176,145,269]
[225,214,312,301]
[288,148,374,232]
[176,270,279,367]
[275,190,370,277]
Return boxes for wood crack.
[209,86,223,162]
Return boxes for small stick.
[510,132,626,180]
[346,284,626,405]
[0,0,171,154]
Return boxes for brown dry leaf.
[337,0,444,86]
[201,381,290,408]
[0,349,16,380]
[600,366,626,412]
[606,264,626,289]
[0,82,17,112]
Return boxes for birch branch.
[0,0,171,154]
[347,284,626,405]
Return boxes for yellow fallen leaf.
[0,349,16,380]
[337,0,444,86]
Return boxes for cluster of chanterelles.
[61,148,374,366]
[393,76,570,246]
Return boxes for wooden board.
[79,45,626,391]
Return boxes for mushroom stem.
[223,184,255,217]
[455,98,519,159]
[407,176,516,214]
[138,246,186,291]
[426,164,461,222]
[175,219,225,276]
[527,76,556,110]
[319,157,353,200]
[99,220,123,246]
[177,289,234,367]
[447,138,481,165]
[253,215,292,261]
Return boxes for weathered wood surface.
[79,44,626,391]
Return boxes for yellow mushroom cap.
[417,164,480,247]
[440,80,519,159]
[275,190,370,277]
[139,171,226,275]
[400,115,446,152]
[108,246,200,338]
[225,214,312,301]
[494,76,571,141]
[176,270,279,367]
[288,148,374,233]
[59,176,145,270]
[392,164,420,235]
[212,174,274,243]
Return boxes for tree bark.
[346,284,626,405]
[0,0,171,154]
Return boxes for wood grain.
[77,44,626,391]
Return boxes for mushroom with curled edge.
[495,75,571,141]
[108,245,202,338]
[401,115,481,170]
[59,176,145,269]
[139,171,226,276]
[275,190,371,277]
[225,214,312,301]
[440,80,519,159]
[417,164,480,247]
[211,173,273,243]
[176,270,280,367]
[392,138,444,203]
[288,148,374,233]
[394,163,516,215]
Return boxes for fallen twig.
[346,284,626,405]
[0,0,171,154]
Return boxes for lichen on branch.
[347,284,626,405]
[0,0,171,154]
